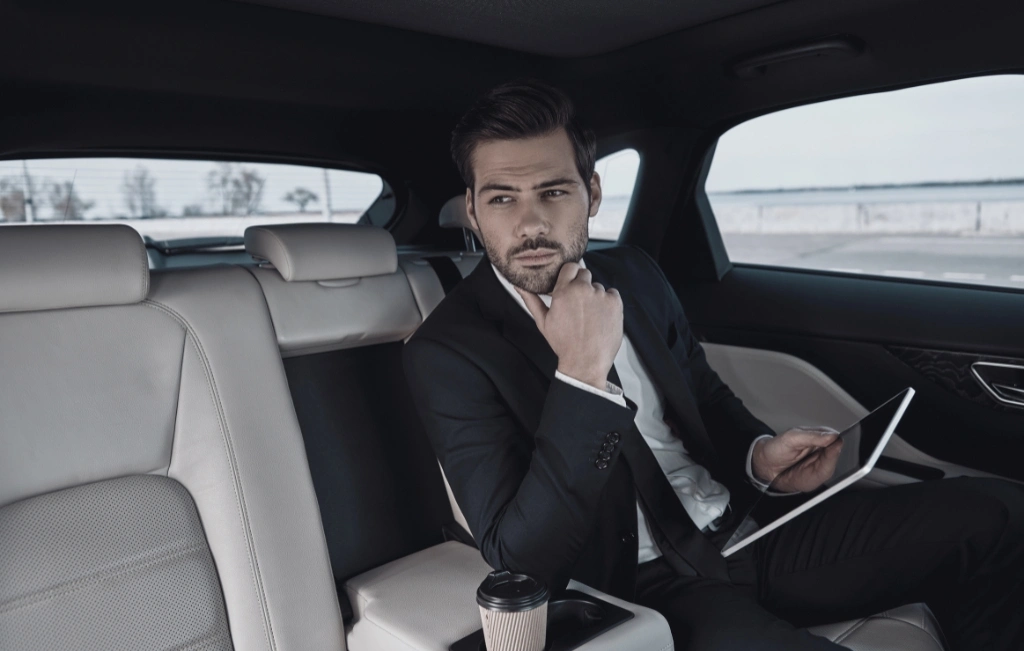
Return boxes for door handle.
[971,362,1024,409]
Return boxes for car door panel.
[676,266,1024,482]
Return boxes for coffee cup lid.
[476,571,550,612]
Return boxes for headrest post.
[462,229,478,253]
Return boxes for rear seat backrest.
[243,223,455,602]
[0,224,345,651]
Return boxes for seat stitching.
[878,612,946,649]
[832,615,944,649]
[832,617,870,644]
[143,300,277,651]
[0,542,204,615]
[167,628,233,651]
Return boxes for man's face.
[466,129,602,295]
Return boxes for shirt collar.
[492,258,587,314]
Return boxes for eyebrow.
[477,177,579,194]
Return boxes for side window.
[590,148,641,241]
[704,75,1024,290]
[0,157,387,241]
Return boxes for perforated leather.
[0,475,231,651]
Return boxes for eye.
[489,195,513,205]
[543,189,568,198]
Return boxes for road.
[721,234,1024,289]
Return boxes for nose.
[515,204,549,239]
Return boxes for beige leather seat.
[0,224,346,650]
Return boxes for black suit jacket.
[404,246,771,600]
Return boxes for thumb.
[515,287,549,326]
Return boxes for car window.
[589,148,640,241]
[0,157,387,243]
[704,74,1024,290]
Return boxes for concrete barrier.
[710,200,1024,235]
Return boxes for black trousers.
[634,477,1024,651]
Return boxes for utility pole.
[321,169,333,222]
[22,160,37,223]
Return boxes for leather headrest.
[0,224,149,313]
[439,195,478,234]
[244,223,397,282]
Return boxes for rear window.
[0,157,387,242]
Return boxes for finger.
[570,268,593,287]
[554,262,581,289]
[783,430,841,449]
[515,287,549,325]
[592,282,605,293]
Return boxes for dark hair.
[451,79,597,191]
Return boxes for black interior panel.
[283,344,454,590]
[676,265,1024,480]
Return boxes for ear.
[465,187,481,232]
[588,172,603,218]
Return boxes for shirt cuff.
[555,371,627,408]
[746,434,794,496]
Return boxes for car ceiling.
[234,0,782,57]
[1,0,1023,242]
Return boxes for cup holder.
[450,589,634,651]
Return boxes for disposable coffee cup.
[476,570,550,651]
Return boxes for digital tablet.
[721,387,916,557]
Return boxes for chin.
[512,267,559,295]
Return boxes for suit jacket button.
[600,442,612,453]
[607,432,621,444]
[621,532,636,543]
[595,459,609,470]
[598,451,612,461]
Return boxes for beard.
[483,219,589,295]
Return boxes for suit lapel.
[620,297,719,466]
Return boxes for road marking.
[883,270,926,278]
[828,268,863,274]
[942,272,986,280]
[1011,275,1024,283]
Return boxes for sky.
[706,74,1024,192]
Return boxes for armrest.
[344,541,673,651]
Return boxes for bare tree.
[122,165,163,218]
[182,203,204,216]
[284,187,318,213]
[206,163,236,216]
[47,181,94,220]
[0,177,26,222]
[206,164,266,215]
[232,168,265,215]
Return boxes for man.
[404,80,1023,650]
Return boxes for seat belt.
[424,256,463,294]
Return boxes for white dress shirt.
[492,261,770,563]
